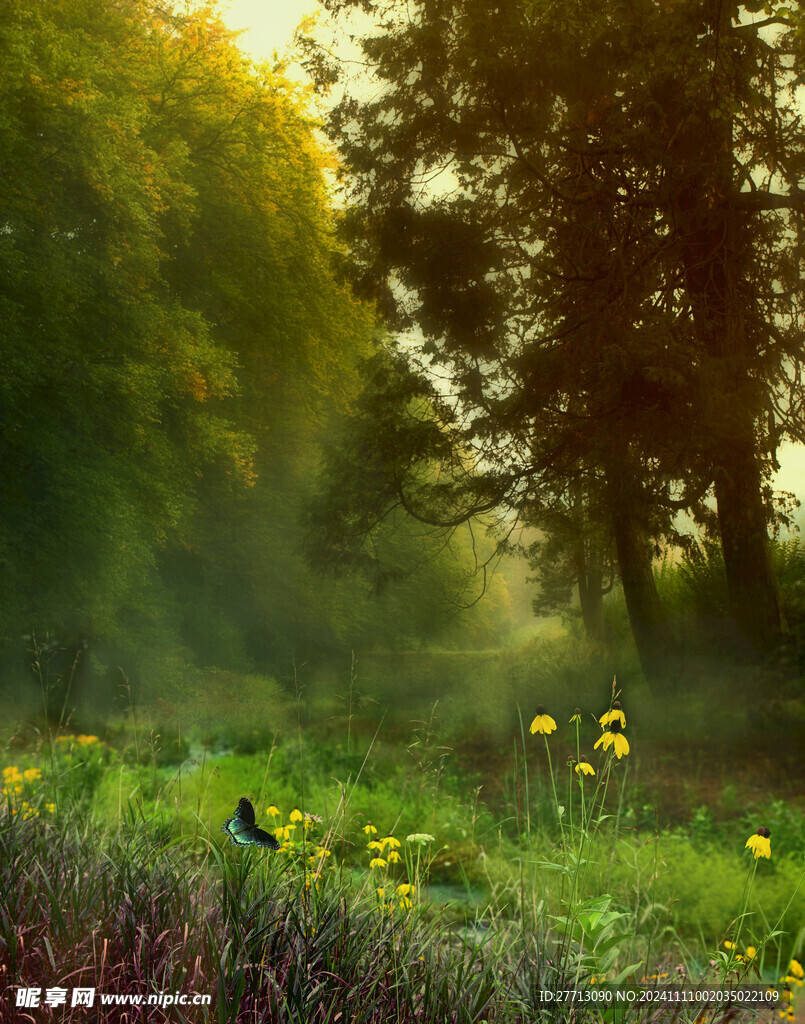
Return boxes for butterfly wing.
[221,797,280,850]
[250,826,281,850]
[234,797,255,826]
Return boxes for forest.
[2,1,805,1022]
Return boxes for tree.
[303,0,805,673]
[0,0,253,655]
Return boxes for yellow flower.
[724,941,735,950]
[746,946,756,959]
[383,836,401,850]
[593,720,629,758]
[267,805,280,817]
[569,708,582,724]
[789,960,804,980]
[314,847,331,859]
[46,803,55,814]
[745,828,771,859]
[77,735,99,745]
[396,883,415,897]
[387,850,402,864]
[289,808,303,823]
[529,705,557,735]
[369,857,387,869]
[363,823,378,836]
[368,840,385,852]
[2,766,22,779]
[398,896,413,911]
[23,768,42,782]
[574,756,595,777]
[376,887,385,898]
[599,701,626,728]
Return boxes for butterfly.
[221,797,280,849]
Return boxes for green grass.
[2,634,805,1022]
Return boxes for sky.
[222,0,314,63]
[219,0,805,511]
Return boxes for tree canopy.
[302,0,805,684]
[0,0,510,701]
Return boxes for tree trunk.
[609,502,675,691]
[604,457,675,692]
[714,436,786,650]
[670,92,786,651]
[575,547,605,642]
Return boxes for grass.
[2,668,805,1023]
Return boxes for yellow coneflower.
[789,960,804,980]
[267,805,280,817]
[369,857,387,869]
[368,840,385,853]
[599,700,626,729]
[569,708,582,724]
[384,836,401,850]
[396,883,415,897]
[363,823,378,836]
[574,755,595,777]
[745,827,771,859]
[529,705,557,735]
[387,850,402,864]
[289,808,304,823]
[593,719,630,759]
[398,896,413,911]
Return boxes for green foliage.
[0,0,512,705]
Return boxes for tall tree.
[304,0,804,666]
[0,0,252,652]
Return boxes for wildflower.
[368,840,385,853]
[369,857,387,869]
[594,719,630,759]
[314,847,331,859]
[745,827,771,859]
[23,768,42,783]
[746,946,757,959]
[406,833,435,845]
[46,803,55,814]
[574,756,595,777]
[789,960,804,980]
[289,808,303,823]
[779,1009,795,1021]
[398,896,413,911]
[396,883,415,897]
[363,823,378,836]
[267,805,280,817]
[376,887,385,899]
[529,705,557,735]
[383,836,401,850]
[76,735,99,745]
[599,701,626,728]
[569,708,582,723]
[387,850,402,864]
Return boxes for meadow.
[2,628,804,1023]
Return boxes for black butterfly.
[221,797,280,849]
